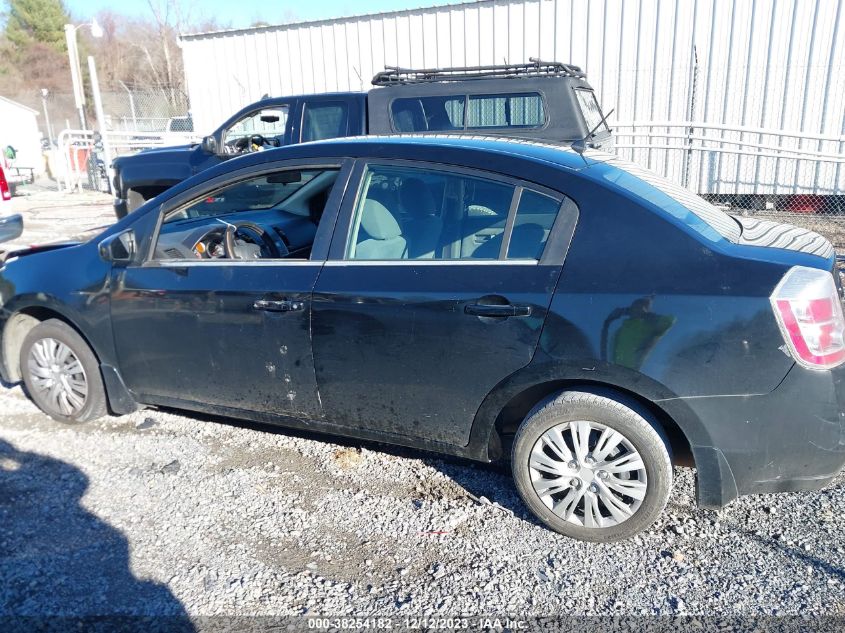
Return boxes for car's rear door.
[311,160,578,446]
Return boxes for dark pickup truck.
[112,60,612,218]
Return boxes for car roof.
[169,134,741,244]
[298,135,741,242]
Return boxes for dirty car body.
[1,136,844,540]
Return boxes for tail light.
[771,266,845,369]
[0,167,10,201]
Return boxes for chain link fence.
[34,85,194,194]
[100,86,191,134]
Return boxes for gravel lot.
[2,189,845,621]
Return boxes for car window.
[155,168,339,261]
[223,107,288,151]
[508,190,560,259]
[391,96,465,132]
[466,93,545,129]
[345,164,522,261]
[301,102,349,142]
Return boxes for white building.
[180,0,845,197]
[0,96,43,176]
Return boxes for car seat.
[354,199,407,259]
[399,178,443,259]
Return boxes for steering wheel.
[233,134,270,153]
[223,221,285,259]
[248,134,268,148]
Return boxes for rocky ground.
[2,386,845,621]
[1,187,845,624]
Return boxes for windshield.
[164,171,324,225]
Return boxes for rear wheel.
[512,390,672,542]
[20,319,107,424]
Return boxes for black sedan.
[1,136,843,542]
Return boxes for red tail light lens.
[771,266,845,369]
[0,167,10,201]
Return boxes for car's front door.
[311,161,577,446]
[110,160,351,420]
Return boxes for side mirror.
[99,230,136,265]
[201,135,218,155]
[0,214,23,244]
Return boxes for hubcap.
[528,420,648,528]
[27,338,88,416]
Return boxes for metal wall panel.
[180,0,845,195]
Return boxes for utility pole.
[88,56,113,191]
[40,89,54,144]
[64,19,103,131]
[64,25,87,130]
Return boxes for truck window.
[574,88,608,134]
[466,93,545,129]
[224,107,289,150]
[168,117,194,133]
[391,93,545,132]
[301,102,350,142]
[391,96,464,132]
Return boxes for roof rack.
[371,58,586,86]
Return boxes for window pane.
[157,168,339,261]
[391,96,465,132]
[574,89,608,133]
[345,165,514,261]
[466,93,545,129]
[507,190,561,260]
[302,102,349,142]
[223,107,288,149]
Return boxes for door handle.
[464,303,532,318]
[253,299,305,312]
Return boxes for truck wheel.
[511,390,672,542]
[20,319,108,424]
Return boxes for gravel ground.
[2,189,845,622]
[2,182,114,250]
[2,386,845,620]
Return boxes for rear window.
[600,154,741,243]
[391,92,546,133]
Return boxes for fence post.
[682,45,699,190]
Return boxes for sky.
[65,0,461,33]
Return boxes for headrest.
[393,100,427,132]
[508,223,546,259]
[361,199,402,240]
[399,178,437,217]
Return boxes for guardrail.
[612,121,845,196]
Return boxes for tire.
[511,389,672,542]
[20,319,108,424]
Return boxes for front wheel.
[20,319,108,424]
[512,390,672,542]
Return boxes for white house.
[0,96,44,176]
